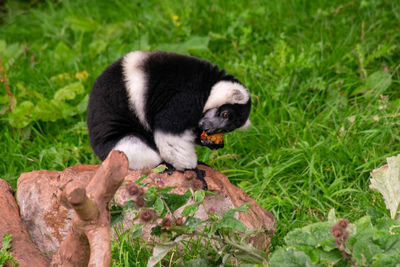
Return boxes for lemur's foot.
[195,168,207,190]
[161,162,176,175]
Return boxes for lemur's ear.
[239,119,251,130]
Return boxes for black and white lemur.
[87,51,251,189]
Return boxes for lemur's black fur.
[87,51,251,189]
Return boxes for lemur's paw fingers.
[167,168,175,175]
[161,162,176,175]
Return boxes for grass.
[1,0,400,264]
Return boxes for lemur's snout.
[199,108,220,134]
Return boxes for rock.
[51,150,129,267]
[115,166,276,251]
[16,165,97,255]
[16,159,275,256]
[0,178,49,266]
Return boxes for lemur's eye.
[221,111,229,119]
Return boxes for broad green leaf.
[354,215,373,234]
[372,251,400,266]
[365,71,392,93]
[223,203,250,218]
[58,101,78,119]
[370,154,400,220]
[351,71,392,96]
[135,176,147,184]
[54,82,85,101]
[155,187,175,193]
[303,248,343,265]
[181,204,198,217]
[185,217,203,230]
[215,216,247,232]
[194,190,205,203]
[373,232,400,252]
[34,100,62,122]
[154,197,164,214]
[269,247,318,267]
[153,165,167,173]
[8,101,35,128]
[144,187,157,205]
[162,193,190,213]
[284,222,336,251]
[352,236,384,266]
[77,95,89,114]
[182,36,210,51]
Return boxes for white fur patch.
[154,130,197,171]
[113,136,162,169]
[239,119,252,130]
[203,80,250,112]
[122,51,151,130]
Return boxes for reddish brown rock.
[16,152,275,256]
[16,166,96,255]
[0,178,49,266]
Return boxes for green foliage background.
[1,0,400,263]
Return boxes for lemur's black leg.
[195,168,207,190]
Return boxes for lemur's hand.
[160,162,176,175]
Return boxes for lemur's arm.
[154,129,197,171]
[152,92,203,171]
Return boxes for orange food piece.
[200,131,224,144]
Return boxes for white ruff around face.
[154,130,197,171]
[122,51,151,130]
[239,119,251,130]
[113,136,162,169]
[203,80,250,112]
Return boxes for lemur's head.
[199,80,251,136]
